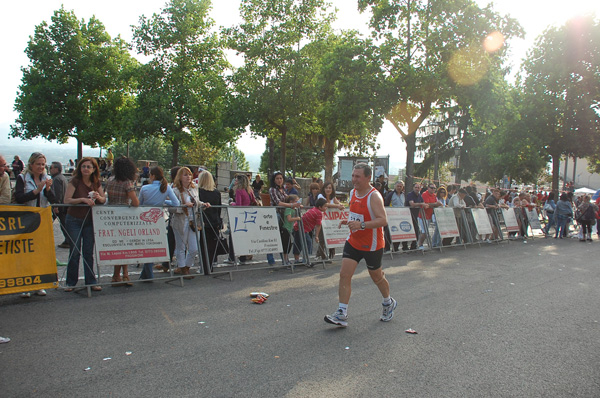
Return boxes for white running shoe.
[324,309,348,327]
[36,289,47,296]
[0,336,10,344]
[380,297,398,322]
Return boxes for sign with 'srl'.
[0,206,58,295]
[92,207,170,266]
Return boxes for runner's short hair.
[353,162,371,178]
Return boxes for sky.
[1,0,599,172]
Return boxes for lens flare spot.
[447,47,489,86]
[483,31,505,53]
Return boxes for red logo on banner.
[140,208,163,223]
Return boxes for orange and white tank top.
[347,187,384,251]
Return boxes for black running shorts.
[342,241,383,270]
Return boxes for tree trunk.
[77,139,83,162]
[279,126,287,175]
[405,133,417,189]
[324,137,336,183]
[268,137,275,178]
[171,139,180,168]
[551,152,560,196]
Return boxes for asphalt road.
[1,237,600,397]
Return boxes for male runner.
[324,163,396,327]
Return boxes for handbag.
[249,191,262,206]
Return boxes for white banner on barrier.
[227,207,283,255]
[385,207,417,242]
[321,209,350,250]
[433,208,460,238]
[92,207,170,266]
[502,208,520,232]
[526,209,543,230]
[471,208,493,235]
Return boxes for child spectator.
[282,195,301,265]
[292,198,327,265]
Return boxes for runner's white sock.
[383,296,392,306]
[338,303,348,315]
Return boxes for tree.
[309,32,395,181]
[11,7,138,160]
[226,0,334,176]
[259,137,325,177]
[520,16,600,193]
[358,0,523,188]
[132,0,239,167]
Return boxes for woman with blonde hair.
[171,167,209,278]
[64,157,106,292]
[14,152,57,297]
[198,171,222,270]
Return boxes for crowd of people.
[2,153,599,293]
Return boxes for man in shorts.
[324,163,396,327]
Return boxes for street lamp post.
[449,124,460,184]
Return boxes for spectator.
[12,155,24,176]
[197,170,222,271]
[293,197,327,265]
[384,181,408,252]
[0,154,10,204]
[316,181,344,260]
[284,178,300,196]
[14,152,58,297]
[543,192,557,237]
[251,174,264,197]
[105,157,140,286]
[431,186,449,247]
[576,195,598,242]
[282,195,301,265]
[484,188,509,241]
[230,174,254,263]
[406,182,427,250]
[139,166,180,277]
[304,182,320,207]
[105,148,114,167]
[171,167,209,278]
[49,161,70,248]
[141,162,150,179]
[268,171,302,265]
[554,193,573,239]
[63,157,106,292]
[416,183,442,250]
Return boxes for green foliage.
[179,138,250,172]
[132,0,240,166]
[259,137,325,177]
[226,0,334,174]
[519,16,600,191]
[11,7,138,159]
[358,0,523,187]
[112,137,173,168]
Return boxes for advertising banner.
[526,209,543,230]
[0,206,58,295]
[92,207,169,266]
[227,207,283,256]
[502,208,520,232]
[321,208,350,249]
[471,208,493,235]
[434,208,460,238]
[385,207,417,242]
